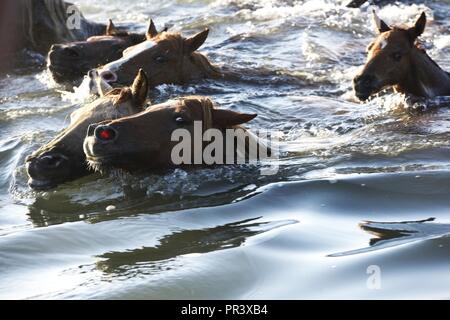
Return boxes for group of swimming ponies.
[4,1,448,190]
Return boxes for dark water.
[1,0,450,299]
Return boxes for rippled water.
[1,0,450,299]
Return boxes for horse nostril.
[100,70,117,83]
[94,125,118,142]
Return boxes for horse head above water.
[353,11,450,101]
[47,19,156,85]
[26,69,149,190]
[92,23,222,92]
[83,97,258,172]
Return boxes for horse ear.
[106,19,119,36]
[131,69,149,109]
[146,19,158,39]
[184,28,209,53]
[409,12,426,39]
[372,10,390,33]
[212,109,257,128]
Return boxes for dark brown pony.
[83,97,258,172]
[47,19,153,85]
[93,26,223,91]
[26,69,149,190]
[353,12,450,102]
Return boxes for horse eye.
[392,52,402,61]
[155,55,168,63]
[175,116,186,124]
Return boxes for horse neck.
[212,125,269,161]
[397,48,450,98]
[183,52,223,81]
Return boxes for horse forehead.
[123,40,159,56]
[87,35,121,42]
[378,37,388,50]
[373,33,391,49]
[371,32,408,54]
[142,101,190,118]
[101,41,159,72]
[384,30,410,47]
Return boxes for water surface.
[1,0,450,299]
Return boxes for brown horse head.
[47,19,151,85]
[94,23,221,90]
[353,11,431,101]
[83,97,257,172]
[26,69,149,190]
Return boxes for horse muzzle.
[26,152,71,190]
[353,74,380,101]
[47,44,85,83]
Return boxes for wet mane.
[176,96,215,131]
[153,32,183,47]
[414,43,450,76]
[177,96,266,158]
[190,52,223,79]
[174,96,263,158]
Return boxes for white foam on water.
[35,70,59,89]
[434,35,450,50]
[61,76,97,104]
[378,4,434,26]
